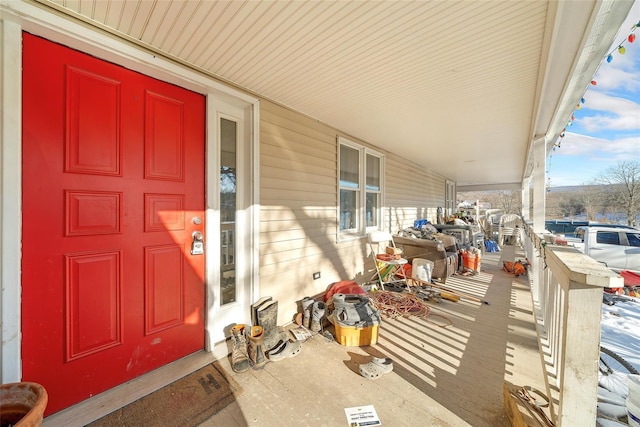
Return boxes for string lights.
[551,20,639,153]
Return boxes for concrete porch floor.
[201,249,547,427]
[46,248,544,426]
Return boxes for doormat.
[87,362,241,427]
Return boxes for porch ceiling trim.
[8,0,636,190]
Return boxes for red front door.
[21,33,206,415]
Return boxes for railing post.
[523,224,623,426]
[556,280,602,426]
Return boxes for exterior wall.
[386,155,446,232]
[258,100,448,322]
[259,101,354,314]
[0,1,453,384]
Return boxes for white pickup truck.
[565,226,640,273]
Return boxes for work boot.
[230,324,249,373]
[311,301,326,333]
[247,325,267,368]
[301,297,315,329]
[256,300,279,352]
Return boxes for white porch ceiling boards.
[38,0,634,188]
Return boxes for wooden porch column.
[546,246,622,426]
[532,136,546,234]
[521,177,531,221]
[556,280,601,426]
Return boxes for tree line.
[458,160,640,227]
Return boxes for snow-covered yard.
[601,297,640,373]
[598,295,640,426]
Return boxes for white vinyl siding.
[259,101,362,313]
[385,155,447,232]
[258,100,450,322]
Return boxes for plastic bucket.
[475,252,482,271]
[462,252,476,270]
[627,397,640,427]
[412,258,433,283]
[629,375,640,407]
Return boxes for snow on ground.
[598,295,640,425]
[601,295,640,373]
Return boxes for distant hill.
[547,185,603,193]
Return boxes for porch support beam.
[532,136,546,234]
[521,177,531,221]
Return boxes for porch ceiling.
[37,0,633,189]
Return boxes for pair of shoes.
[267,339,302,362]
[310,301,326,333]
[301,297,315,329]
[230,324,249,373]
[300,297,327,333]
[359,357,393,380]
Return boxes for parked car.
[566,226,640,273]
[545,220,638,237]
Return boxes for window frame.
[338,136,384,240]
[445,180,456,217]
[596,231,620,246]
[626,232,640,247]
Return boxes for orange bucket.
[462,251,476,270]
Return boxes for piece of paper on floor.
[344,404,381,426]
[289,325,312,341]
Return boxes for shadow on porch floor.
[201,250,546,427]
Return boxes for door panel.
[21,33,206,415]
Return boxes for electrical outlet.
[313,271,321,280]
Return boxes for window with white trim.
[445,180,456,216]
[338,137,383,238]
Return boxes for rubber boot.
[301,297,315,329]
[310,301,326,333]
[256,300,279,352]
[247,325,267,368]
[230,324,249,373]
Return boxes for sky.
[548,2,640,188]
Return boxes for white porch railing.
[522,223,624,426]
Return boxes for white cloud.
[554,132,640,160]
[578,92,640,132]
[594,66,640,93]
